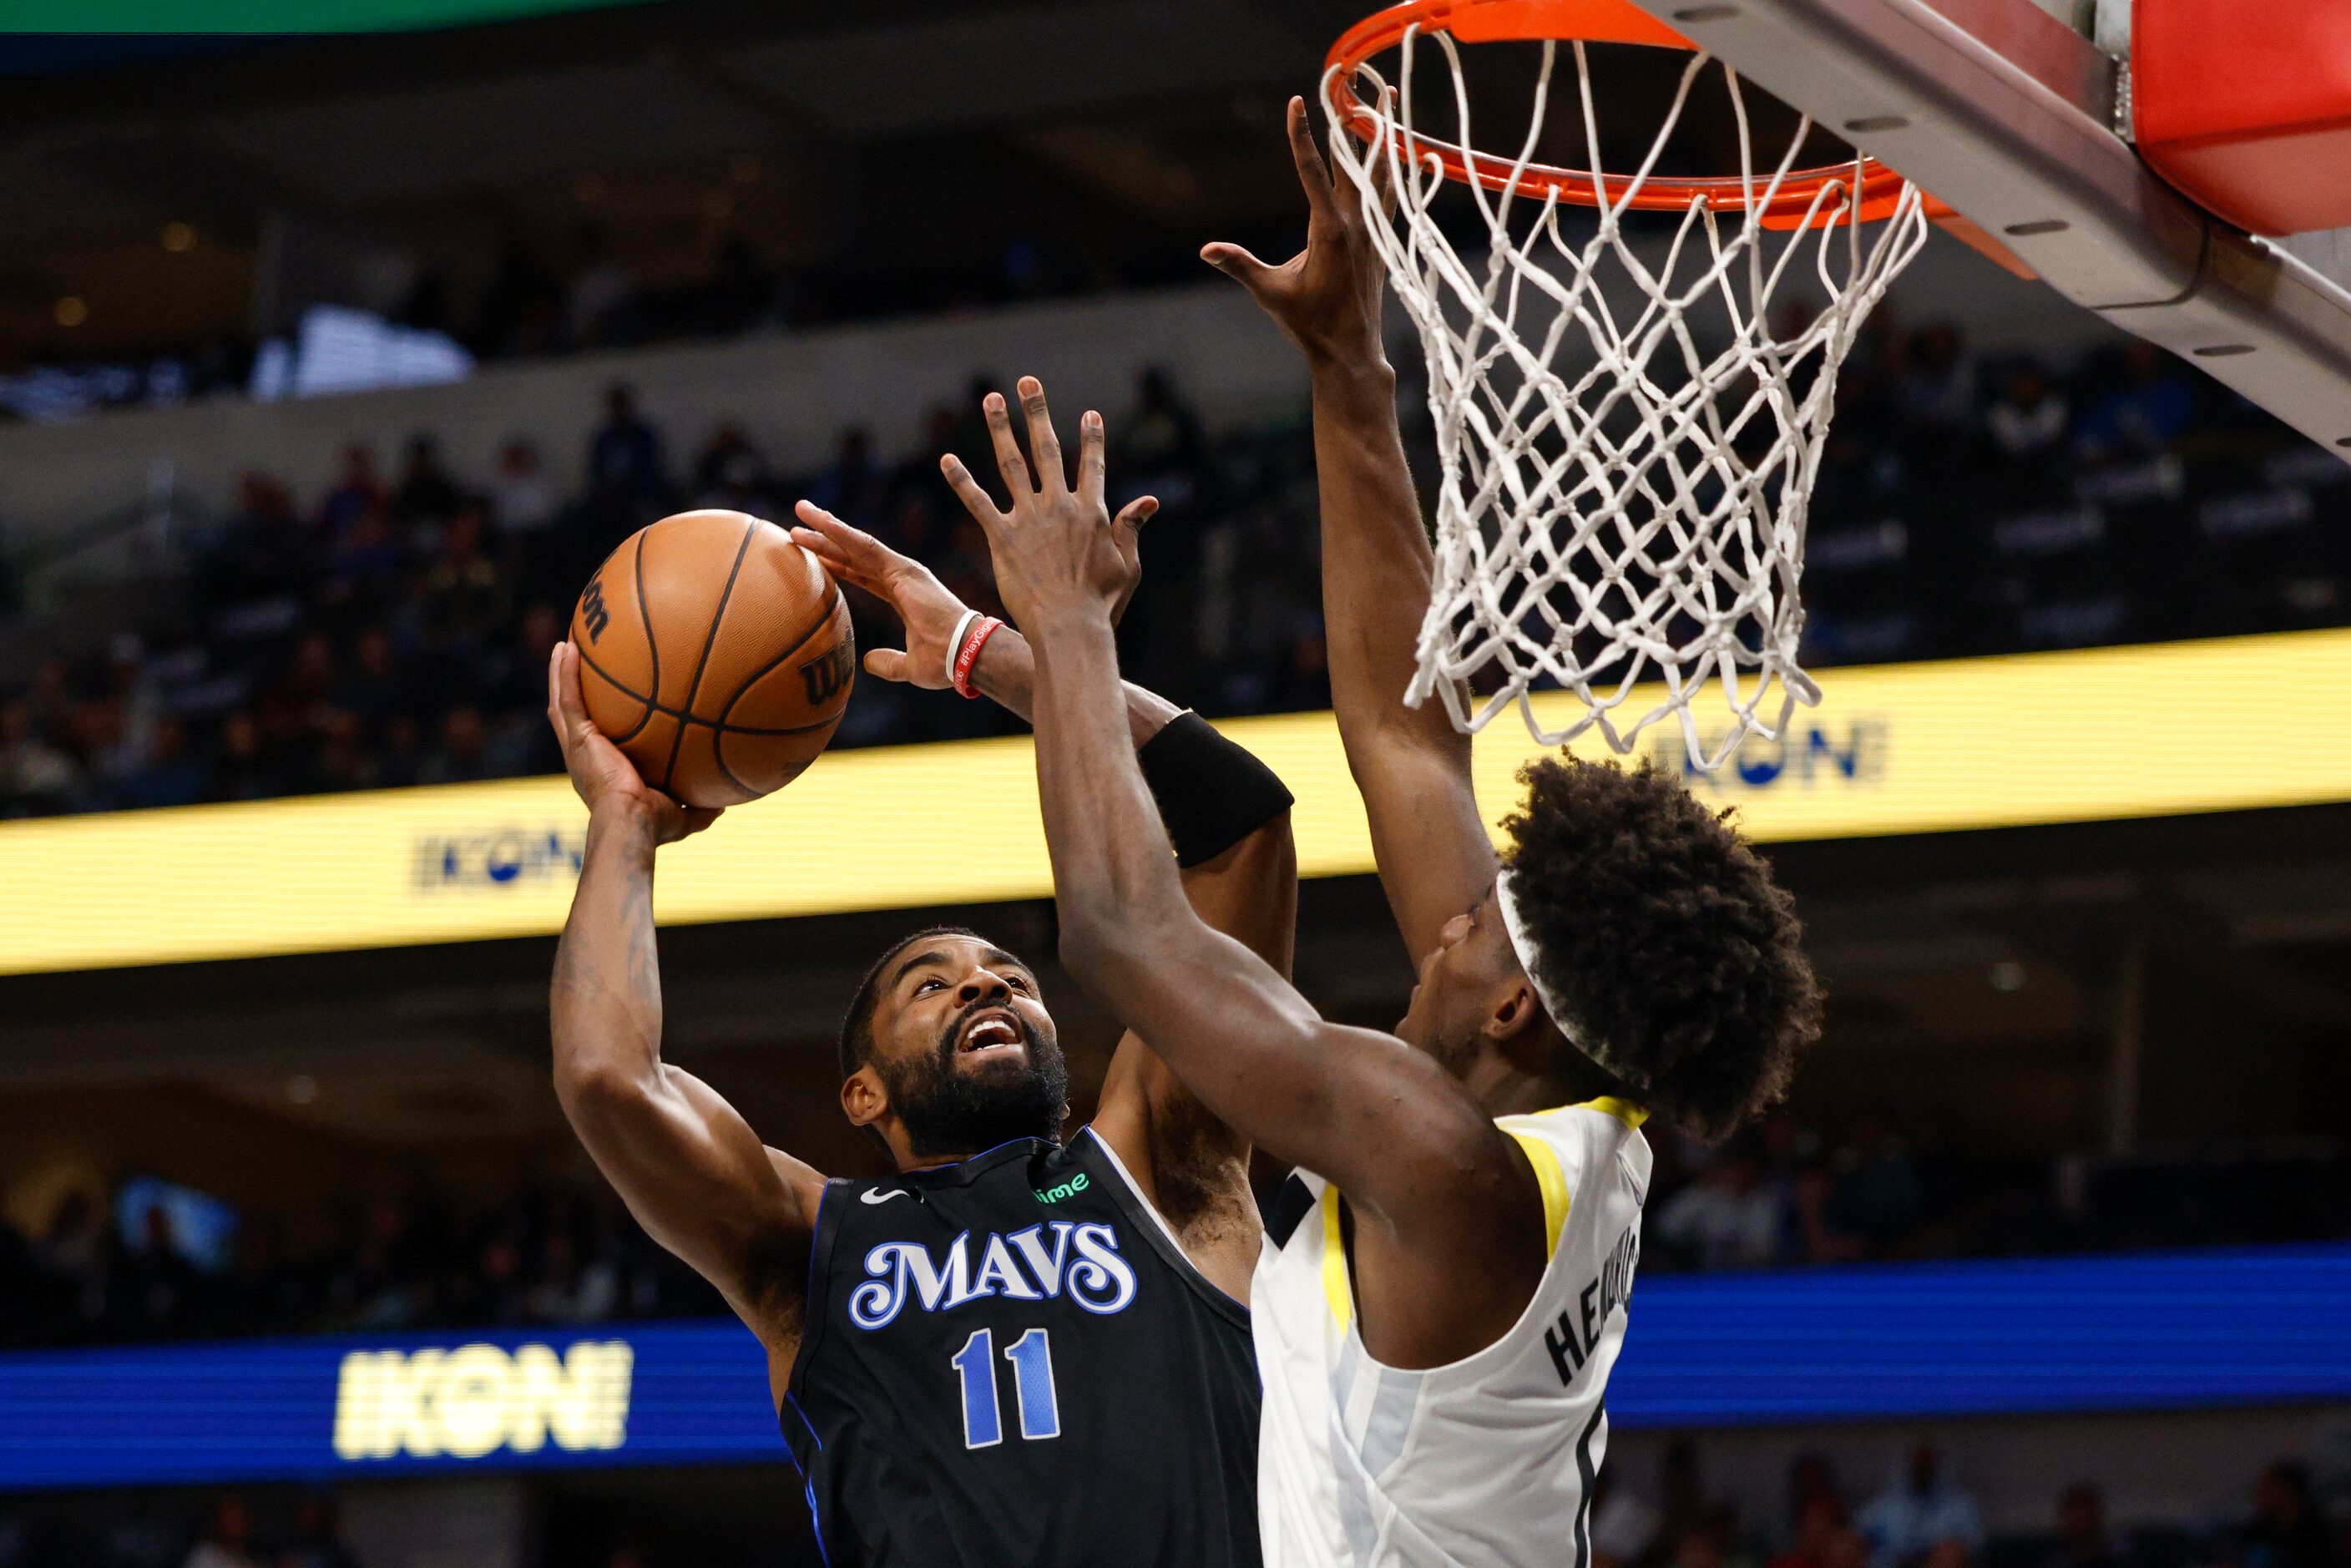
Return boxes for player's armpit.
[1091,815,1297,1299]
[1336,1119,1554,1371]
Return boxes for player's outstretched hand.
[546,641,720,844]
[789,502,967,689]
[939,377,1135,632]
[1202,94,1388,372]
[794,491,1159,680]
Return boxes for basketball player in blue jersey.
[967,112,1818,1568]
[544,475,1293,1566]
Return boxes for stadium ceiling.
[0,1,1356,238]
[0,0,1367,353]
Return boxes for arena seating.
[3,318,2343,822]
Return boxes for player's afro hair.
[1499,757,1819,1142]
[837,926,983,1081]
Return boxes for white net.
[1324,27,1930,770]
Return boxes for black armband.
[1136,711,1296,869]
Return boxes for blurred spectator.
[703,232,775,335]
[1775,1500,1861,1568]
[417,503,511,655]
[805,426,881,527]
[691,419,771,508]
[32,1190,109,1334]
[1592,1468,1662,1568]
[565,222,635,348]
[2045,1484,2121,1568]
[421,705,493,786]
[1829,1118,1928,1252]
[1656,1133,1783,1270]
[2239,1463,2338,1568]
[336,625,413,738]
[116,1203,202,1338]
[471,240,563,358]
[1786,1454,1848,1550]
[1857,1447,1984,1568]
[316,446,382,538]
[182,1495,257,1568]
[0,696,79,816]
[527,1227,620,1323]
[1896,326,1976,436]
[1114,367,1209,496]
[491,438,559,535]
[121,715,205,810]
[390,433,463,528]
[280,1495,356,1568]
[1985,365,2070,477]
[2076,343,2195,463]
[587,383,671,509]
[1656,1438,1723,1560]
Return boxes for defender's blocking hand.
[940,377,1133,632]
[1201,94,1390,371]
[790,502,968,689]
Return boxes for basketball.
[569,508,855,809]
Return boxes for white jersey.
[1253,1097,1652,1568]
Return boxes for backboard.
[1608,0,2351,457]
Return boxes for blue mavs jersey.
[784,1130,1261,1567]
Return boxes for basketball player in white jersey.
[946,104,1820,1568]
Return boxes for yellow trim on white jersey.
[1314,1094,1647,1325]
[1320,1186,1352,1331]
[1500,1128,1570,1259]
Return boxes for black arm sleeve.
[1135,712,1297,869]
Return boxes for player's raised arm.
[792,488,1297,1296]
[965,377,1546,1367]
[1204,95,1495,965]
[545,643,822,1343]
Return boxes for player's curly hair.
[1499,756,1819,1142]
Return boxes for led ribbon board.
[2,1245,2346,1490]
[3,629,2350,977]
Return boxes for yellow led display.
[3,628,2347,976]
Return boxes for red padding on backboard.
[2134,0,2351,235]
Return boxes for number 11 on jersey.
[950,1327,1061,1448]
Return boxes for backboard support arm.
[1626,0,2351,458]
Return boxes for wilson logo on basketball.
[798,640,854,707]
[577,576,611,644]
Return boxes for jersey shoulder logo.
[1033,1171,1090,1204]
[859,1187,912,1206]
[848,1222,1136,1329]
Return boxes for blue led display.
[3,1244,2345,1491]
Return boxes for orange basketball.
[569,509,855,809]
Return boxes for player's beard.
[881,1005,1070,1161]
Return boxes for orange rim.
[1325,0,1913,231]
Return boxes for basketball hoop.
[1324,0,1933,770]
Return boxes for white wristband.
[946,609,981,689]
